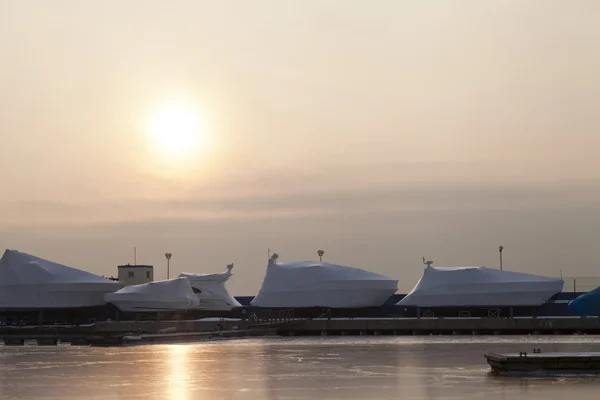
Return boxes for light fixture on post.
[498,246,504,271]
[317,249,324,262]
[165,252,172,279]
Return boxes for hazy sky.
[1,0,599,294]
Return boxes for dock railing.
[248,309,295,326]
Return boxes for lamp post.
[317,249,324,262]
[498,246,504,271]
[165,252,172,279]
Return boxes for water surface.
[1,336,600,399]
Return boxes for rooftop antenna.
[134,247,137,265]
[268,248,271,259]
[422,256,433,268]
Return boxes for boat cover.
[179,263,241,310]
[397,265,564,307]
[569,287,600,316]
[104,277,200,312]
[251,253,398,308]
[0,249,121,308]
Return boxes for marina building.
[117,264,154,286]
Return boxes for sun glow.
[147,103,206,163]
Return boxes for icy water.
[2,336,600,399]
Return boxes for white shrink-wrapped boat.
[251,253,398,308]
[0,249,121,309]
[397,259,564,307]
[179,263,242,310]
[104,277,200,312]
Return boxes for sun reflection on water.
[168,345,191,400]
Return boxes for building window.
[128,271,134,278]
[146,271,151,279]
[192,287,202,294]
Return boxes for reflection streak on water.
[168,345,190,400]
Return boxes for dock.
[277,316,600,336]
[485,351,600,373]
[122,329,277,345]
[0,312,294,346]
[3,315,600,346]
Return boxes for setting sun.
[147,103,206,163]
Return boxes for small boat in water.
[485,351,600,374]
